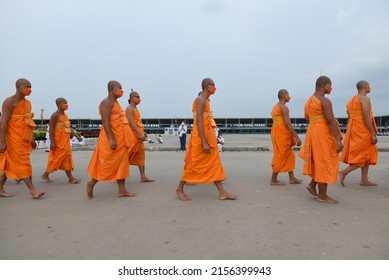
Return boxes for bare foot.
[0,190,15,197]
[118,191,136,197]
[31,191,45,199]
[86,181,94,199]
[270,180,285,186]
[41,174,53,183]
[317,196,338,204]
[306,184,318,197]
[140,177,155,183]
[289,178,302,184]
[176,190,191,201]
[339,171,345,186]
[219,193,237,200]
[360,180,378,186]
[68,178,81,184]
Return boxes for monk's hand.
[50,143,56,150]
[371,134,378,144]
[203,142,210,154]
[0,141,6,153]
[31,141,37,150]
[76,136,82,142]
[110,139,117,150]
[138,133,147,141]
[336,140,343,153]
[296,137,302,146]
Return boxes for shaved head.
[277,89,288,99]
[55,97,66,107]
[201,78,214,90]
[356,80,369,90]
[107,80,121,91]
[15,78,31,88]
[315,76,331,89]
[130,91,140,98]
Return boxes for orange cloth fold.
[298,95,340,184]
[3,99,35,179]
[46,113,74,172]
[271,104,296,173]
[340,96,378,167]
[87,102,133,181]
[181,99,225,183]
[129,107,145,166]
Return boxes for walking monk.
[0,78,45,198]
[0,112,9,196]
[299,76,343,204]
[176,78,236,201]
[270,89,302,185]
[339,80,378,186]
[41,98,82,183]
[86,81,134,198]
[126,90,154,182]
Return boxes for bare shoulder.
[278,103,289,112]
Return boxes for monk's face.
[60,100,69,110]
[365,84,371,94]
[112,84,123,98]
[324,83,333,94]
[18,81,32,96]
[206,80,216,95]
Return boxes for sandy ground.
[0,134,388,260]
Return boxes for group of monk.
[271,76,378,204]
[0,76,379,204]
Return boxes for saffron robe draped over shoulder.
[45,113,74,172]
[3,99,36,179]
[181,99,225,183]
[129,107,145,166]
[87,102,133,181]
[271,104,296,173]
[298,95,340,184]
[340,96,378,167]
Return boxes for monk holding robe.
[299,76,343,204]
[270,89,302,185]
[126,90,154,182]
[339,80,378,186]
[176,78,236,201]
[0,78,45,198]
[41,98,82,183]
[86,81,134,198]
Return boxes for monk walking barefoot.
[126,90,155,183]
[270,89,302,186]
[0,78,45,199]
[41,98,82,184]
[299,76,343,204]
[340,80,378,187]
[176,78,236,201]
[86,81,134,198]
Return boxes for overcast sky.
[1,0,388,119]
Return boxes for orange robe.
[271,104,296,173]
[298,95,340,184]
[3,99,36,179]
[87,102,133,181]
[340,96,378,167]
[0,119,4,173]
[129,107,145,166]
[181,99,225,183]
[45,113,74,172]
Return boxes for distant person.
[0,112,8,195]
[126,90,154,183]
[86,81,134,198]
[299,76,343,204]
[41,98,82,184]
[339,80,378,186]
[178,121,187,151]
[156,134,164,143]
[45,123,50,152]
[71,133,85,146]
[217,132,225,152]
[0,78,45,198]
[270,89,302,186]
[176,78,236,201]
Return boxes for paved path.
[1,135,388,259]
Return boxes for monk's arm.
[360,96,378,143]
[195,97,209,153]
[322,98,343,152]
[49,112,60,148]
[126,106,146,140]
[280,105,301,145]
[100,100,116,149]
[0,98,13,152]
